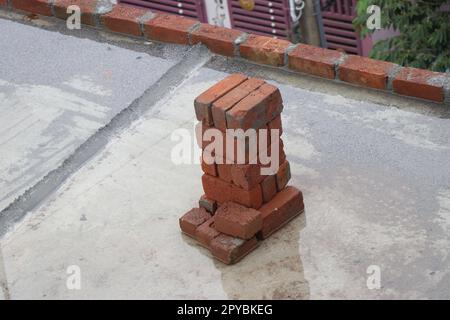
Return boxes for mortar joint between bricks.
[94,0,115,28]
[284,43,298,67]
[137,10,156,37]
[444,74,450,106]
[49,0,56,17]
[187,22,201,45]
[233,33,248,57]
[387,64,402,91]
[334,53,348,81]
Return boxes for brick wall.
[1,1,449,105]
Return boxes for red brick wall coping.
[2,1,449,105]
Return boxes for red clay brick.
[143,13,198,45]
[195,121,226,149]
[202,174,263,209]
[288,44,342,79]
[393,67,446,102]
[195,74,248,125]
[191,23,243,56]
[339,55,396,90]
[217,164,233,183]
[199,194,217,214]
[258,186,304,239]
[211,78,265,131]
[258,137,286,173]
[276,160,291,191]
[200,125,271,164]
[278,138,286,164]
[220,136,286,168]
[179,207,211,238]
[260,175,277,203]
[240,34,291,67]
[101,4,149,37]
[211,127,274,165]
[265,136,286,164]
[195,121,204,148]
[214,202,262,239]
[53,0,99,25]
[196,122,225,151]
[195,218,220,248]
[226,83,283,130]
[228,138,285,189]
[210,234,259,265]
[201,157,217,176]
[11,0,52,16]
[268,114,283,137]
[230,163,265,190]
[0,0,7,7]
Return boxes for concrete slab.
[1,10,449,300]
[1,65,449,299]
[0,18,176,212]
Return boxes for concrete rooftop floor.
[0,11,449,300]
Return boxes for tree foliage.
[353,0,450,72]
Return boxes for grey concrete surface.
[0,18,175,212]
[0,12,449,299]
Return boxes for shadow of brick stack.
[179,74,305,265]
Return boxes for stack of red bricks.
[179,74,304,265]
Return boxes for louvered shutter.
[320,0,362,55]
[227,0,292,39]
[120,0,207,22]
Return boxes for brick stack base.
[179,74,304,265]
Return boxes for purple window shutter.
[227,0,293,39]
[120,0,208,22]
[320,0,362,55]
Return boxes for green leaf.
[354,0,450,72]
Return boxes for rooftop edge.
[1,0,449,106]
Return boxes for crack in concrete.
[0,44,211,238]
